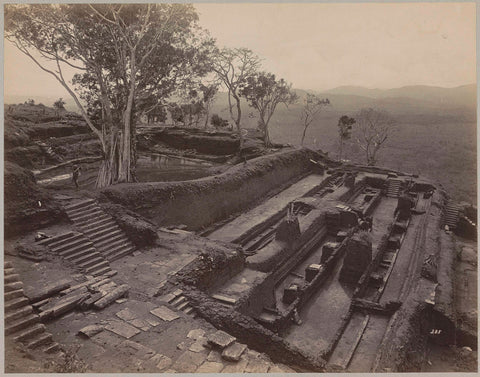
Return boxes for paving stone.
[207,330,236,349]
[77,324,103,338]
[245,357,271,373]
[105,320,141,339]
[145,317,161,327]
[221,358,249,373]
[189,338,208,353]
[196,361,224,373]
[206,350,223,363]
[176,342,187,350]
[246,348,262,358]
[116,308,137,321]
[268,363,296,373]
[91,329,124,347]
[172,350,207,373]
[151,354,172,371]
[187,328,206,340]
[150,306,180,322]
[129,318,151,331]
[222,342,247,361]
[120,340,156,360]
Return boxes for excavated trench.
[175,165,462,372]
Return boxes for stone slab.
[268,363,296,373]
[172,350,207,373]
[150,306,180,322]
[245,357,271,373]
[206,350,223,363]
[91,329,124,347]
[105,320,141,339]
[116,308,137,321]
[196,361,224,373]
[77,324,103,338]
[152,354,172,371]
[129,318,151,331]
[222,342,247,361]
[145,317,161,327]
[221,358,249,373]
[120,340,156,360]
[207,330,236,349]
[187,328,206,340]
[189,338,207,353]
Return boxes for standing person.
[72,164,81,189]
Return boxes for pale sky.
[4,2,477,99]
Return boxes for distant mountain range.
[319,84,476,110]
[5,83,476,121]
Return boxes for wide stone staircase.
[64,199,135,261]
[4,262,60,354]
[386,179,402,197]
[39,231,114,277]
[444,202,460,230]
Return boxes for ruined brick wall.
[101,148,320,230]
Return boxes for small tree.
[210,114,229,129]
[239,71,297,147]
[300,94,329,145]
[53,98,66,110]
[355,108,396,166]
[337,115,356,160]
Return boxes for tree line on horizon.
[5,4,395,188]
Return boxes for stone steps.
[444,203,460,229]
[166,290,196,318]
[64,199,135,261]
[4,263,60,354]
[45,232,113,277]
[386,179,401,197]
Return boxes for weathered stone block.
[339,232,372,284]
[207,330,236,349]
[321,242,339,263]
[222,342,247,361]
[305,264,322,282]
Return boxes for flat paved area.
[348,314,389,372]
[208,174,325,243]
[284,253,354,358]
[370,197,397,248]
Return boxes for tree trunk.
[264,125,271,147]
[118,53,136,183]
[339,139,344,160]
[301,125,308,145]
[234,95,243,151]
[204,106,210,129]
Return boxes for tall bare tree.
[211,48,261,150]
[240,72,297,147]
[355,108,396,166]
[299,94,330,145]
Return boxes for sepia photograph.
[3,1,477,373]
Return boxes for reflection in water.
[136,153,216,182]
[36,153,218,187]
[140,153,213,168]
